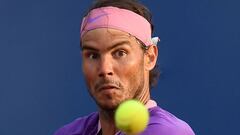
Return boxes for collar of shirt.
[96,99,157,135]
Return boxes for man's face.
[81,28,148,110]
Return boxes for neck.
[99,109,118,135]
[135,86,150,105]
[134,73,151,105]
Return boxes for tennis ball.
[115,100,149,134]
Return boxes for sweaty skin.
[81,28,158,135]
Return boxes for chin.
[97,99,122,110]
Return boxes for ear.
[144,45,158,71]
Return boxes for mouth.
[97,84,120,92]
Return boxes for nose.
[98,56,113,77]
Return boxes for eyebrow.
[81,45,98,51]
[81,40,131,51]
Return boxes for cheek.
[82,61,96,88]
[117,56,144,87]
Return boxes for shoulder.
[141,106,195,135]
[54,112,99,135]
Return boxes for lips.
[97,84,120,92]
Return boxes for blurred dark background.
[0,0,239,135]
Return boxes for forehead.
[81,28,135,45]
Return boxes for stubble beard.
[85,57,146,111]
[88,73,145,112]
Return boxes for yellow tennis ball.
[115,100,149,134]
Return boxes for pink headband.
[80,6,158,46]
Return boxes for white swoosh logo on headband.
[87,13,108,23]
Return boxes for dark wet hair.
[84,0,160,88]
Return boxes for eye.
[85,52,99,60]
[114,50,127,58]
